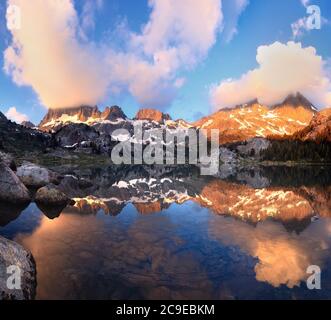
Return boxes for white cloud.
[5,106,28,123]
[131,0,222,66]
[210,41,331,110]
[4,0,223,110]
[301,0,310,7]
[120,0,223,108]
[222,0,249,43]
[4,0,109,109]
[81,0,103,34]
[291,17,310,39]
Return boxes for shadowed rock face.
[0,236,36,300]
[0,112,6,121]
[0,163,31,204]
[272,92,316,110]
[102,106,127,121]
[21,121,35,129]
[0,113,50,154]
[54,123,100,147]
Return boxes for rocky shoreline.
[0,152,74,300]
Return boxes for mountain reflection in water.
[1,165,331,300]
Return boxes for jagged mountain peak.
[216,99,260,113]
[39,105,127,131]
[272,92,317,111]
[21,121,36,128]
[102,106,127,121]
[134,108,172,123]
[194,94,316,144]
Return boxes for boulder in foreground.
[35,184,71,206]
[0,163,31,203]
[17,162,60,188]
[0,236,36,300]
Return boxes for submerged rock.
[35,184,71,206]
[0,163,31,203]
[17,162,60,188]
[0,236,36,300]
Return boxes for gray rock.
[236,138,270,158]
[21,121,35,129]
[0,152,16,171]
[219,147,238,164]
[17,162,59,188]
[0,163,31,203]
[0,236,36,300]
[35,184,70,206]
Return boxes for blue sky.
[0,0,330,125]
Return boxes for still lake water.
[1,165,331,300]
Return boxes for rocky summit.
[21,121,36,129]
[35,93,325,147]
[39,105,128,132]
[194,93,317,144]
[134,108,171,123]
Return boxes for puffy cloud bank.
[5,106,28,123]
[108,0,223,109]
[4,0,223,109]
[4,0,109,109]
[210,41,331,110]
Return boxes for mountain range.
[0,92,330,159]
[37,92,330,144]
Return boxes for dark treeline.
[260,140,331,162]
[260,165,331,187]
